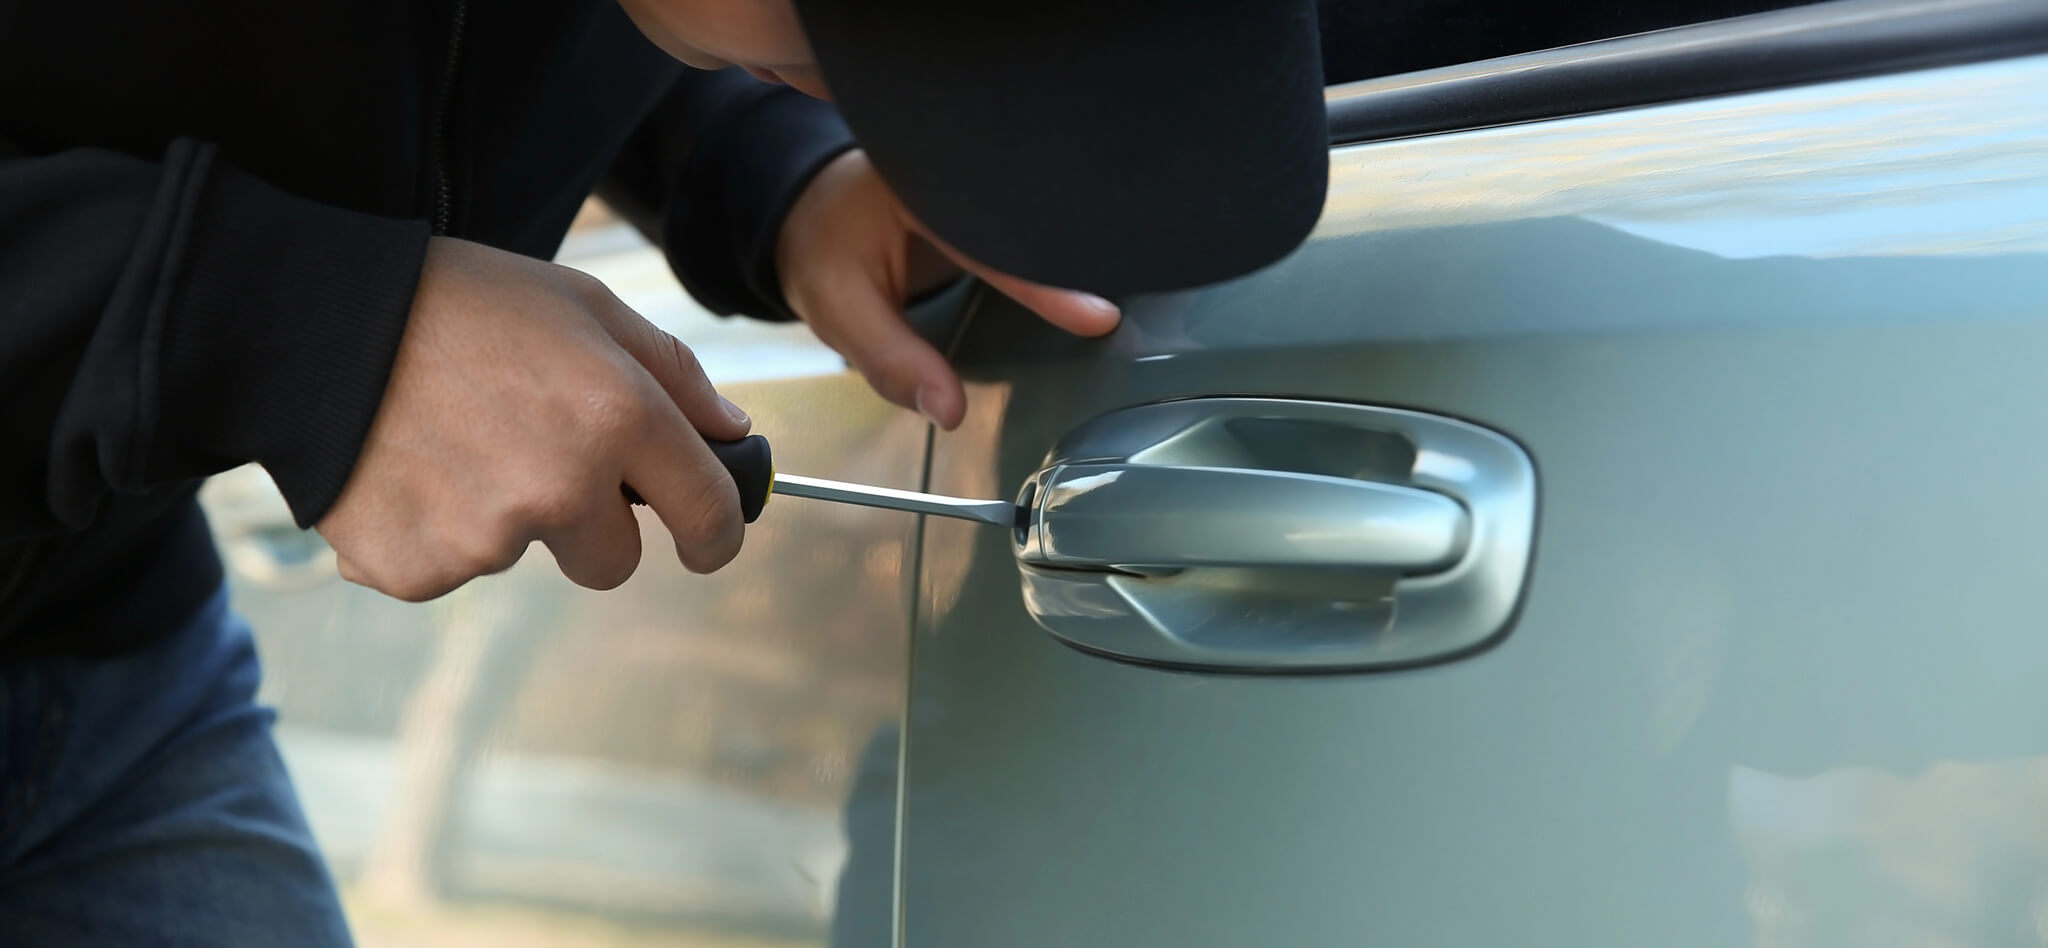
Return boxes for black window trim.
[1325,0,2048,146]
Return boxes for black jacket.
[0,0,854,657]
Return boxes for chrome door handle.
[1009,398,1537,673]
[1017,464,1469,574]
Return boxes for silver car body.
[903,2,2048,945]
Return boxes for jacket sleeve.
[596,69,856,322]
[0,138,431,535]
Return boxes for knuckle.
[556,517,642,591]
[573,383,648,438]
[474,540,526,577]
[386,570,460,603]
[577,555,639,591]
[678,535,741,574]
[450,524,524,580]
[334,541,454,602]
[500,479,585,533]
[675,481,742,570]
[555,265,616,307]
[481,550,525,577]
[688,482,742,542]
[388,583,437,604]
[652,328,705,385]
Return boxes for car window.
[1318,0,1825,85]
[1320,0,2048,145]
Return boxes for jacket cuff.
[160,160,431,527]
[664,87,855,322]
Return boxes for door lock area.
[1012,398,1537,673]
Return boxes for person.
[0,0,1327,943]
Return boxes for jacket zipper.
[429,0,469,235]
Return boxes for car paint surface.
[898,52,2048,947]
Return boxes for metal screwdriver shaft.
[771,473,1019,527]
[624,435,1020,529]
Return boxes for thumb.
[904,213,1121,339]
[605,305,752,441]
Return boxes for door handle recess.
[1017,464,1470,574]
[1009,398,1536,674]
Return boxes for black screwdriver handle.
[622,434,774,523]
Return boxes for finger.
[797,266,966,429]
[541,492,643,590]
[975,266,1123,337]
[607,307,753,442]
[620,394,746,573]
[909,217,1121,338]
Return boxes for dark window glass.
[1318,0,1826,84]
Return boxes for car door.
[199,203,930,946]
[891,1,2048,945]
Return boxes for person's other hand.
[776,149,1121,430]
[316,237,754,601]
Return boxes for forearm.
[0,139,430,535]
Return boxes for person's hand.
[776,149,1121,429]
[316,237,754,601]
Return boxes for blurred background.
[197,199,908,948]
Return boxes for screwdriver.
[624,434,1022,528]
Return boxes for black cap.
[792,0,1328,296]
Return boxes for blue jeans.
[0,587,352,947]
